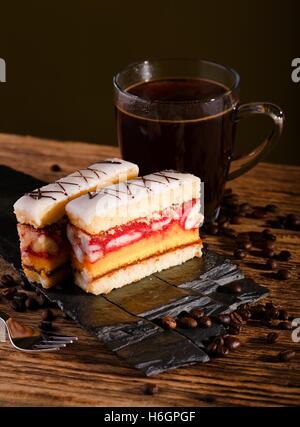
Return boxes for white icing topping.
[14,159,138,228]
[66,170,202,234]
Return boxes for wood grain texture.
[0,133,299,407]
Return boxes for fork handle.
[0,311,10,321]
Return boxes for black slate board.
[0,166,269,376]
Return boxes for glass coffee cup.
[113,59,284,220]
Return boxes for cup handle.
[227,102,284,180]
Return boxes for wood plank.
[0,133,299,406]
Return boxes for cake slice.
[66,170,203,295]
[14,159,139,288]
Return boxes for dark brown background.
[0,0,299,164]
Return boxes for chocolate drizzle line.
[152,172,180,183]
[94,160,122,165]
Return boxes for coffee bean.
[267,332,279,343]
[239,203,252,214]
[251,209,266,219]
[208,224,219,235]
[217,215,228,225]
[218,282,242,294]
[286,213,297,223]
[213,336,224,346]
[290,219,300,229]
[265,204,278,213]
[230,312,244,325]
[228,324,241,335]
[266,259,278,270]
[50,164,61,172]
[231,215,243,225]
[278,309,289,321]
[1,287,17,300]
[215,344,229,357]
[36,294,46,307]
[278,321,292,330]
[277,269,291,280]
[277,350,296,362]
[11,299,25,312]
[262,248,275,258]
[237,240,252,251]
[206,341,218,355]
[237,308,251,321]
[14,292,27,303]
[0,274,17,287]
[277,250,292,261]
[250,304,266,320]
[265,303,279,320]
[262,229,276,241]
[161,315,177,330]
[25,296,38,310]
[224,336,241,351]
[20,280,32,291]
[39,321,52,331]
[177,310,189,318]
[142,383,158,395]
[223,228,237,239]
[234,249,247,260]
[190,308,204,320]
[264,240,275,250]
[216,314,231,326]
[237,232,250,242]
[179,316,198,329]
[198,316,212,328]
[41,309,54,322]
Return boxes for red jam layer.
[69,199,201,263]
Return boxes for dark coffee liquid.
[116,78,237,219]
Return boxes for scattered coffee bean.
[224,336,241,351]
[218,282,242,294]
[190,308,204,320]
[239,203,252,214]
[237,232,250,242]
[198,316,212,328]
[142,383,158,395]
[14,292,27,303]
[230,312,244,325]
[216,314,231,326]
[237,308,251,321]
[215,344,229,357]
[251,208,266,219]
[161,315,177,330]
[228,324,241,335]
[266,259,278,270]
[50,164,61,172]
[264,240,275,250]
[11,299,25,312]
[265,204,278,213]
[206,341,218,355]
[277,350,296,362]
[39,320,52,331]
[208,224,219,235]
[179,316,198,328]
[41,308,54,322]
[267,332,279,344]
[278,321,292,330]
[278,309,289,321]
[234,249,247,260]
[231,215,242,225]
[262,229,276,241]
[0,274,17,287]
[277,269,291,280]
[237,240,252,251]
[250,304,266,320]
[25,296,38,310]
[36,293,46,307]
[277,250,292,261]
[262,248,275,258]
[1,287,17,300]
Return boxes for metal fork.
[0,311,77,352]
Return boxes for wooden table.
[0,133,299,407]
